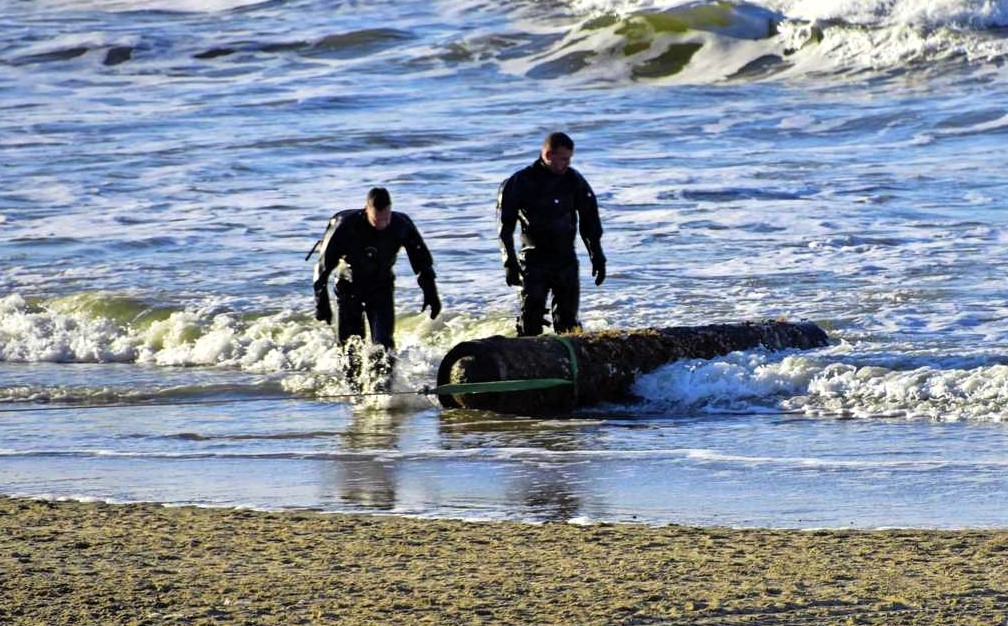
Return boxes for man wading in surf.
[497,131,606,336]
[311,187,440,385]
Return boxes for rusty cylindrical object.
[435,320,829,414]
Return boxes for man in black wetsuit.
[497,131,605,336]
[312,187,441,349]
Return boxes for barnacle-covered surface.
[437,321,829,414]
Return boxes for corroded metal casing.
[436,321,829,415]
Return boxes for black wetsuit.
[497,158,604,336]
[313,209,435,349]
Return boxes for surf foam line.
[0,389,442,414]
[0,291,515,398]
[495,0,1008,83]
[0,377,608,414]
[633,348,1008,423]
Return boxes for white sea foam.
[632,347,1008,422]
[513,0,1008,83]
[566,0,1008,30]
[0,292,518,402]
[771,0,1008,29]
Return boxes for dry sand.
[2,496,1006,625]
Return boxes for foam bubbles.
[633,349,820,413]
[0,292,527,402]
[632,343,1008,422]
[772,0,1008,29]
[0,294,139,363]
[798,361,1008,421]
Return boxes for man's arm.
[401,214,435,276]
[575,174,605,285]
[312,213,347,324]
[496,176,522,286]
[401,214,441,320]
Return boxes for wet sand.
[2,497,1006,625]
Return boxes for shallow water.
[3,0,1008,528]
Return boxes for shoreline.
[2,497,1007,625]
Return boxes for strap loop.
[553,335,579,405]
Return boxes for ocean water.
[3,0,1008,528]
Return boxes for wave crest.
[632,347,1008,422]
[489,1,1008,82]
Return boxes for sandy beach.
[1,497,1006,625]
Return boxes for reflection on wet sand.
[442,410,605,521]
[314,407,603,520]
[510,462,583,522]
[321,409,408,510]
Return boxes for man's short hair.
[367,187,392,210]
[542,131,574,152]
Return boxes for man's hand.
[422,291,441,320]
[505,263,522,287]
[418,270,441,320]
[314,288,333,324]
[315,303,332,325]
[592,258,606,286]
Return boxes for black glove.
[591,256,606,286]
[422,290,441,320]
[314,289,333,325]
[504,261,522,287]
[334,278,352,295]
[418,271,441,320]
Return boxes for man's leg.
[336,292,366,345]
[336,292,367,390]
[518,265,549,337]
[364,290,396,392]
[364,289,396,350]
[550,261,582,334]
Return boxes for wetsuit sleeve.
[401,214,435,277]
[576,174,604,263]
[496,176,520,269]
[312,213,346,320]
[401,215,441,318]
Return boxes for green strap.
[435,378,572,396]
[434,337,580,402]
[553,335,579,404]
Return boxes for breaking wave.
[632,348,1008,422]
[8,0,1008,84]
[0,292,511,402]
[5,291,1008,422]
[495,0,1008,82]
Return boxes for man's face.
[542,146,573,175]
[366,204,392,230]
